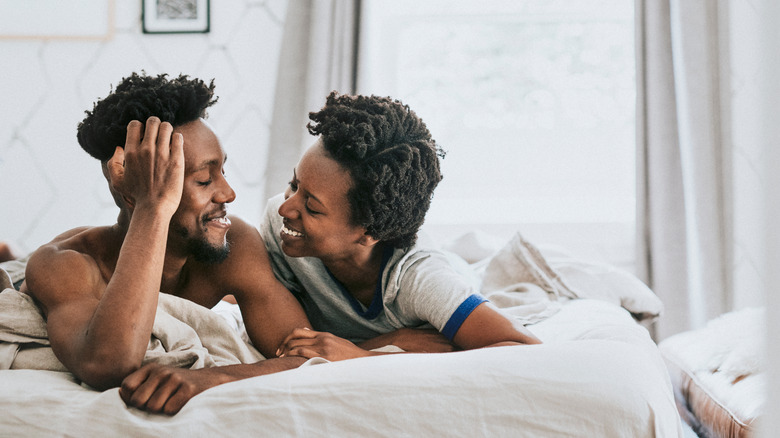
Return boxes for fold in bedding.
[0,287,264,374]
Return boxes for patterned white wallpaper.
[0,0,288,254]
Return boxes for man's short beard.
[186,238,230,264]
[174,224,230,264]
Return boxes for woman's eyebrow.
[293,168,326,209]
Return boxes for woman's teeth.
[281,225,302,237]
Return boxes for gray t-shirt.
[261,194,486,343]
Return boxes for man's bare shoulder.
[23,227,112,311]
[214,216,267,271]
[226,215,265,252]
[197,215,272,290]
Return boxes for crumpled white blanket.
[478,232,664,324]
[479,233,577,324]
[0,287,264,372]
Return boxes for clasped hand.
[106,117,184,217]
[276,327,456,361]
[276,328,370,361]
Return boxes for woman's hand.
[276,328,372,361]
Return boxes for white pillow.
[540,247,663,322]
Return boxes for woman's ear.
[358,233,379,247]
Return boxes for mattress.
[659,308,765,438]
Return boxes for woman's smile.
[281,223,304,238]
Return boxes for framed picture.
[142,0,210,34]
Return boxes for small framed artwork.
[142,0,210,34]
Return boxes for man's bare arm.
[24,118,184,389]
[120,357,307,415]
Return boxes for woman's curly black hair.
[77,72,218,161]
[308,91,445,248]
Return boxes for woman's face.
[277,138,370,262]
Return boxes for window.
[357,0,636,269]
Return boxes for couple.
[19,72,540,415]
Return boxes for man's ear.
[102,156,134,210]
[101,161,110,179]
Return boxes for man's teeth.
[282,225,303,237]
[208,217,231,225]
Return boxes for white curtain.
[636,0,731,339]
[264,0,359,202]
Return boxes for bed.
[659,307,765,437]
[0,231,683,437]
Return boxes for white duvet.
[0,233,682,437]
[0,299,682,437]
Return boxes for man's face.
[169,118,235,263]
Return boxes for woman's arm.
[277,326,458,361]
[451,301,541,350]
[356,327,456,352]
[277,304,539,361]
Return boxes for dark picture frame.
[142,0,209,34]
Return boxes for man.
[20,73,310,414]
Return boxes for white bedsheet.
[0,299,682,437]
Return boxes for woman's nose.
[278,192,299,219]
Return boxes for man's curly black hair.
[77,72,218,161]
[308,91,445,248]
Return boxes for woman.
[266,92,541,361]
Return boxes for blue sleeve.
[441,294,488,341]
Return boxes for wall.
[754,0,780,435]
[728,0,769,310]
[0,0,288,255]
[729,1,776,434]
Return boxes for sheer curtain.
[636,0,732,340]
[264,0,359,202]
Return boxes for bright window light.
[358,0,635,228]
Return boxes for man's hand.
[107,117,184,218]
[277,328,372,361]
[120,357,307,415]
[120,363,226,415]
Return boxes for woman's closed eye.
[198,178,213,186]
[288,178,320,214]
